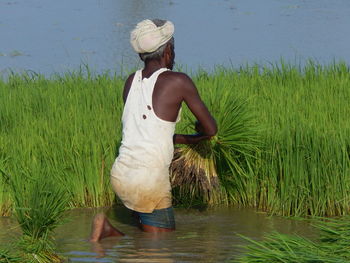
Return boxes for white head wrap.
[130,19,174,54]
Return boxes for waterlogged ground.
[1,0,350,75]
[0,207,316,262]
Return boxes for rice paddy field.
[1,61,350,217]
[0,61,349,261]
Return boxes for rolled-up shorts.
[136,207,175,229]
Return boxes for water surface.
[0,207,315,262]
[1,0,349,76]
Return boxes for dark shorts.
[136,207,175,229]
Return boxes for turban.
[130,19,174,54]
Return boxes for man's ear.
[164,43,172,61]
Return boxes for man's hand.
[195,120,205,134]
[173,120,216,144]
[173,133,211,144]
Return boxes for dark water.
[1,0,350,76]
[0,207,316,262]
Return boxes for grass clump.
[0,61,349,217]
[0,249,21,262]
[0,171,69,262]
[170,93,260,205]
[0,69,125,211]
[236,217,350,263]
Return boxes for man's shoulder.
[162,70,191,79]
[159,70,193,86]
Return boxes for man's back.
[111,68,177,213]
[123,69,217,140]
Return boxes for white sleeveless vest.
[110,68,181,213]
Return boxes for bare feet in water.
[89,213,124,242]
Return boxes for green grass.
[0,157,11,216]
[0,249,21,262]
[0,61,349,217]
[173,61,350,216]
[0,171,70,262]
[0,69,125,213]
[170,93,260,206]
[236,216,350,263]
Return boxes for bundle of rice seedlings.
[170,78,261,205]
[171,139,221,204]
[6,170,69,263]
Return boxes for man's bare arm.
[173,133,212,144]
[173,73,217,144]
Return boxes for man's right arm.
[173,73,217,144]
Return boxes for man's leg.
[141,224,175,233]
[89,213,124,242]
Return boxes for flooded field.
[1,0,350,75]
[0,1,348,261]
[0,207,316,262]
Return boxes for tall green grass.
[0,61,349,217]
[0,69,125,214]
[170,89,260,206]
[0,156,11,216]
[172,62,350,216]
[245,62,350,216]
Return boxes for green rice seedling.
[0,69,125,213]
[252,61,350,216]
[0,61,349,217]
[0,156,11,216]
[7,170,69,262]
[316,218,350,258]
[236,232,334,263]
[236,217,350,263]
[170,70,261,205]
[0,249,20,263]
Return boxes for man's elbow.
[205,124,218,137]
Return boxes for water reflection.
[0,207,317,262]
[47,207,316,262]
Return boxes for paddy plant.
[1,141,70,261]
[0,249,20,262]
[0,70,125,210]
[0,170,70,262]
[0,156,11,216]
[237,216,350,263]
[170,87,261,205]
[0,61,349,217]
[250,61,350,216]
[257,62,347,216]
[172,61,350,215]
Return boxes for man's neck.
[142,60,168,79]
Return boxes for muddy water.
[1,0,350,75]
[0,207,316,262]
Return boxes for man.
[90,19,217,242]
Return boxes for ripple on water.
[49,207,317,262]
[0,207,317,262]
